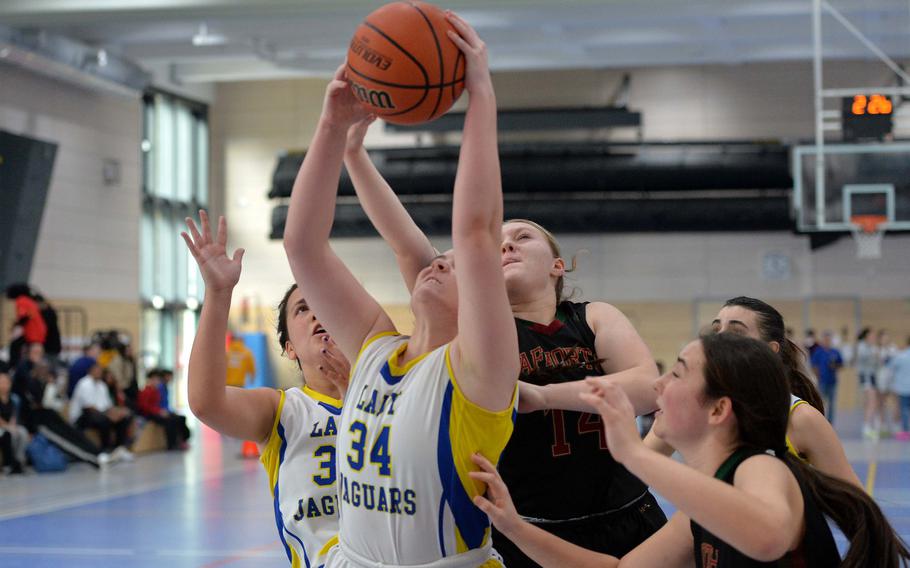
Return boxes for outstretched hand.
[445,11,492,95]
[322,63,373,129]
[578,378,644,465]
[468,453,523,538]
[181,210,244,294]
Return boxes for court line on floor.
[865,459,878,496]
[0,546,135,556]
[0,462,253,522]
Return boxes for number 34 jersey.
[260,386,343,567]
[333,333,517,566]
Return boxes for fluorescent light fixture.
[192,23,227,47]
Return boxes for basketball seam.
[452,52,464,101]
[355,20,432,117]
[345,70,464,90]
[409,1,445,122]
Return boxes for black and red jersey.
[497,300,649,520]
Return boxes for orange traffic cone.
[241,440,260,459]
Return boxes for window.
[140,91,208,406]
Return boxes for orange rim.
[851,214,887,234]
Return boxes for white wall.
[0,61,142,302]
[212,59,910,310]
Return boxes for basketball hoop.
[850,214,887,259]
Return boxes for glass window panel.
[141,309,162,370]
[175,106,193,202]
[195,118,209,206]
[141,212,155,299]
[154,96,175,199]
[154,209,176,301]
[173,212,188,302]
[143,104,154,195]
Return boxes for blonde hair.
[504,219,579,302]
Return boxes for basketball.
[346,1,465,125]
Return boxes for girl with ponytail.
[711,297,860,487]
[470,333,909,567]
[644,296,860,487]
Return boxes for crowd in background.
[2,283,190,476]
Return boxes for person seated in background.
[68,343,100,398]
[137,370,190,450]
[0,364,27,474]
[70,363,134,460]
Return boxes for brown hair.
[277,283,299,356]
[722,296,825,414]
[700,333,909,568]
[504,219,579,303]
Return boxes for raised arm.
[182,211,279,443]
[446,13,519,412]
[283,65,395,362]
[581,380,804,562]
[344,118,437,293]
[469,453,694,568]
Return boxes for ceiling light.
[192,23,228,47]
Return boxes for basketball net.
[850,215,886,259]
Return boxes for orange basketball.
[346,1,465,125]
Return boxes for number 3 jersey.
[260,386,343,567]
[332,333,517,566]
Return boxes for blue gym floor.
[1,411,908,567]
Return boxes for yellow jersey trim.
[260,389,287,492]
[387,341,434,376]
[444,345,518,419]
[350,331,400,378]
[786,399,810,461]
[318,535,339,557]
[302,385,342,408]
[444,345,517,549]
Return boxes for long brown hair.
[723,296,825,414]
[701,334,910,568]
[277,283,303,370]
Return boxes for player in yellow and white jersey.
[183,212,350,567]
[283,11,519,567]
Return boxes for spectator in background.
[887,336,910,441]
[0,365,27,474]
[225,334,256,388]
[855,327,881,439]
[68,343,100,397]
[33,294,62,372]
[5,284,46,368]
[877,330,901,436]
[12,342,47,429]
[804,328,819,357]
[158,368,173,413]
[138,370,190,450]
[70,363,134,459]
[811,330,844,424]
[119,344,139,410]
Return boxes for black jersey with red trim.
[497,300,649,520]
[691,448,840,567]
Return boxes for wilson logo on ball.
[349,37,394,71]
[350,80,397,109]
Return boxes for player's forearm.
[346,147,436,290]
[505,519,619,568]
[187,288,232,422]
[623,449,792,560]
[283,120,348,259]
[452,88,501,241]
